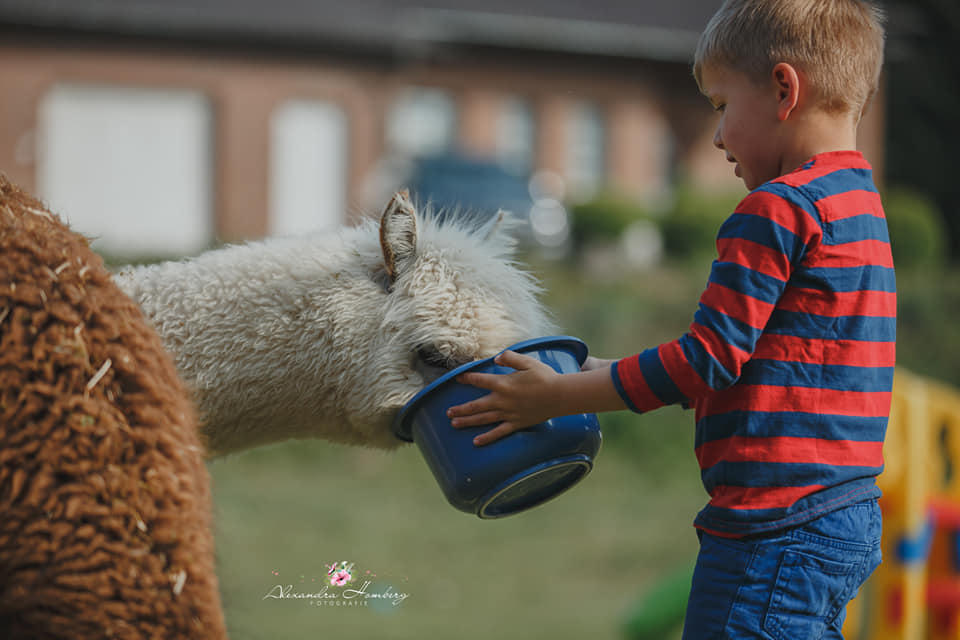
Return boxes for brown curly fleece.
[0,177,227,638]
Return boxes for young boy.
[448,0,893,637]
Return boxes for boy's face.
[699,64,783,191]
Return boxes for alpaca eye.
[416,346,450,369]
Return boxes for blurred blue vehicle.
[404,153,570,253]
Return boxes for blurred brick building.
[0,0,886,257]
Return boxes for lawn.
[210,417,704,640]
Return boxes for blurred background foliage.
[884,0,960,259]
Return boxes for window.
[37,84,213,257]
[386,88,456,157]
[566,102,606,198]
[269,99,348,235]
[496,97,535,175]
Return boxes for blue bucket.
[393,336,602,518]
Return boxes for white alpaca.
[114,192,554,456]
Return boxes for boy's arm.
[613,186,821,414]
[451,186,820,445]
[448,350,626,446]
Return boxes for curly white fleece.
[114,208,554,456]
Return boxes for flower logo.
[326,561,354,586]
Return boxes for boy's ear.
[772,62,801,121]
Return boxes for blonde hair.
[693,0,885,117]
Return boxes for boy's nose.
[713,127,725,150]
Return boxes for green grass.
[209,420,704,640]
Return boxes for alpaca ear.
[481,209,508,242]
[380,189,418,282]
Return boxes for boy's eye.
[714,103,726,113]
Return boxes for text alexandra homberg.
[263,580,409,606]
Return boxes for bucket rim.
[392,335,589,442]
[476,454,593,519]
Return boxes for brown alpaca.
[0,176,227,638]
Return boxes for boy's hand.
[447,350,559,447]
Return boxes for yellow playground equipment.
[845,369,960,640]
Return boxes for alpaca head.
[377,190,555,386]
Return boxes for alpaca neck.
[113,231,393,456]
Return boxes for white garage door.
[269,100,347,236]
[37,84,213,258]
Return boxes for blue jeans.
[681,499,882,639]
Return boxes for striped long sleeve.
[612,151,896,536]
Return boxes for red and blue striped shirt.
[612,151,896,537]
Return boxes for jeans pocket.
[762,548,861,640]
